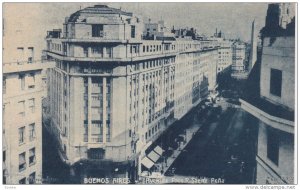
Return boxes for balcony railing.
[91,134,103,143]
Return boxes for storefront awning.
[147,151,160,162]
[141,156,154,169]
[154,145,163,156]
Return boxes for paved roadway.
[164,99,258,184]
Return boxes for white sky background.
[5,2,269,42]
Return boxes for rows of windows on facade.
[69,40,176,59]
[3,123,37,184]
[2,74,38,184]
[3,72,36,94]
[16,47,35,64]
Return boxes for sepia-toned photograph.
[2,1,296,186]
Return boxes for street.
[164,98,258,184]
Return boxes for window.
[131,25,135,38]
[270,69,282,97]
[19,152,26,172]
[19,126,25,144]
[29,148,36,165]
[28,73,35,89]
[267,129,279,165]
[3,169,7,184]
[18,101,25,116]
[106,47,112,58]
[92,46,103,56]
[63,145,67,154]
[28,98,35,113]
[3,76,6,94]
[83,47,89,57]
[2,100,6,124]
[19,74,25,90]
[17,47,24,63]
[29,123,36,141]
[3,151,6,162]
[19,177,26,184]
[92,24,104,37]
[29,172,36,184]
[28,47,34,63]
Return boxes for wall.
[3,69,43,184]
[260,36,295,110]
[256,121,294,184]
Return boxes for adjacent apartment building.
[209,30,233,73]
[240,3,295,184]
[44,5,218,178]
[3,4,54,184]
[231,41,246,74]
[216,38,233,73]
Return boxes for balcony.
[47,36,124,43]
[91,134,103,143]
[240,97,294,134]
[45,39,219,63]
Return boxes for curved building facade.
[44,5,218,176]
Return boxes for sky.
[3,2,271,58]
[36,2,269,41]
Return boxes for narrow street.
[42,127,71,184]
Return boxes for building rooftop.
[260,3,295,38]
[68,5,133,22]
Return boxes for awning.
[147,151,160,162]
[154,146,164,156]
[141,156,154,169]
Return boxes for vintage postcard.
[2,2,296,187]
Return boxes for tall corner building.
[3,4,55,184]
[240,3,295,184]
[44,4,218,176]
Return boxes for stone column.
[88,77,92,143]
[103,77,107,143]
[103,47,107,58]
